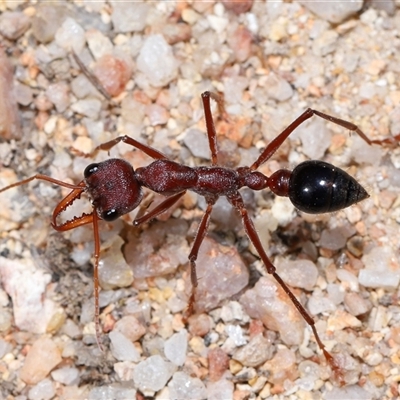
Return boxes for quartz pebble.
[0,257,57,334]
[164,329,188,366]
[133,355,175,392]
[168,371,207,400]
[88,384,136,400]
[28,378,55,400]
[0,11,30,40]
[0,48,21,139]
[20,337,62,385]
[113,315,146,342]
[298,0,363,24]
[207,379,234,400]
[187,237,249,313]
[208,347,230,382]
[275,258,318,291]
[233,333,273,367]
[137,34,178,87]
[241,276,305,346]
[51,366,80,386]
[359,246,400,289]
[109,330,141,362]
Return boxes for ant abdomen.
[288,160,369,214]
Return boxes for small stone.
[233,333,273,367]
[0,257,57,334]
[88,384,137,400]
[327,309,362,331]
[51,366,80,385]
[125,219,189,278]
[188,313,211,337]
[46,81,70,113]
[275,258,318,291]
[137,34,178,87]
[225,324,247,346]
[133,355,175,392]
[164,329,188,366]
[109,330,141,362]
[111,2,149,33]
[93,54,132,97]
[70,99,102,119]
[263,348,298,385]
[207,379,234,400]
[86,29,113,60]
[222,0,253,15]
[31,5,66,43]
[295,116,331,160]
[98,236,133,290]
[114,315,146,342]
[20,337,62,385]
[262,73,293,102]
[227,26,253,62]
[240,276,305,346]
[324,385,372,400]
[184,128,211,160]
[168,371,207,400]
[0,11,30,40]
[0,48,21,139]
[55,17,86,53]
[359,246,400,289]
[187,237,249,313]
[145,103,169,126]
[28,378,55,400]
[344,292,371,317]
[298,0,363,24]
[208,348,229,382]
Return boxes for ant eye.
[101,209,119,221]
[84,163,99,178]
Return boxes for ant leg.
[251,108,392,171]
[228,191,344,383]
[0,174,83,194]
[134,191,186,226]
[90,135,168,160]
[201,91,228,165]
[185,200,215,317]
[91,212,104,351]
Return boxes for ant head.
[84,158,143,221]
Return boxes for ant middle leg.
[250,108,391,171]
[185,200,215,318]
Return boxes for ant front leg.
[185,199,215,318]
[90,135,169,160]
[228,191,344,384]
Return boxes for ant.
[0,91,394,381]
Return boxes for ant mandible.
[0,91,391,380]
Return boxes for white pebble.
[359,246,400,289]
[134,355,175,393]
[168,371,207,400]
[183,128,211,160]
[55,17,86,53]
[111,2,149,33]
[70,98,102,119]
[51,366,80,385]
[207,379,234,400]
[225,324,247,346]
[28,378,55,400]
[137,34,178,87]
[164,329,188,366]
[109,331,141,362]
[262,72,293,102]
[88,385,137,400]
[276,258,318,291]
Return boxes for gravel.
[0,1,399,399]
